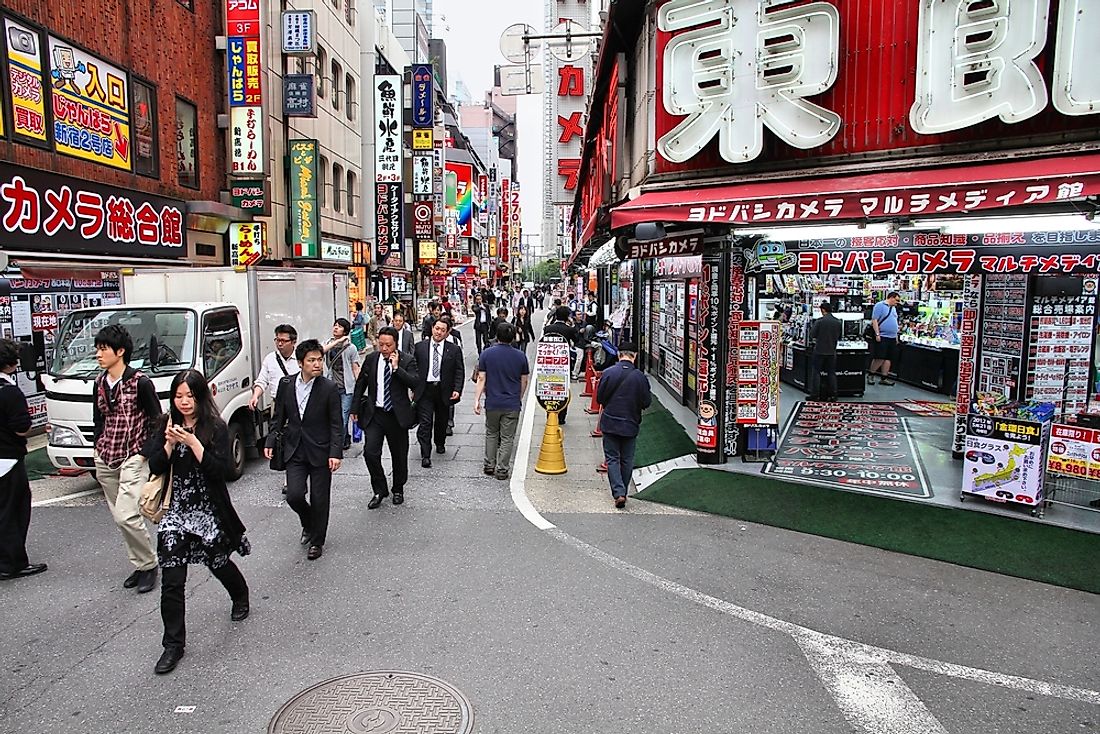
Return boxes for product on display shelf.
[970,392,1056,423]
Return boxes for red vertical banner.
[500,177,511,258]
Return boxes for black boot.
[154,646,185,674]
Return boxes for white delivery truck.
[42,267,349,480]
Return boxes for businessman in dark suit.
[266,339,343,559]
[413,318,465,467]
[351,326,420,509]
[391,311,416,357]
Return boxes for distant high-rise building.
[452,79,473,106]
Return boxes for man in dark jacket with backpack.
[595,341,651,509]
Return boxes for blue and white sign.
[281,10,316,55]
[411,64,434,128]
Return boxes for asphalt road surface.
[3,320,1097,734]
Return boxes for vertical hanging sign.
[4,18,48,145]
[374,74,403,268]
[288,139,319,258]
[410,64,434,127]
[227,0,265,175]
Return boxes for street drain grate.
[268,671,474,734]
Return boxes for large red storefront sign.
[653,0,1099,175]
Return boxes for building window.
[346,170,356,216]
[345,74,355,121]
[331,59,343,110]
[175,97,198,189]
[316,46,327,98]
[346,0,355,25]
[132,79,159,177]
[332,162,343,213]
[332,0,340,8]
[319,155,328,208]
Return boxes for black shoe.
[392,491,404,505]
[614,496,627,509]
[445,427,454,436]
[484,467,496,476]
[136,567,158,594]
[436,445,446,454]
[0,563,47,580]
[495,473,509,481]
[300,529,311,545]
[367,492,388,509]
[422,457,432,468]
[307,545,323,560]
[154,647,184,675]
[230,597,250,621]
[123,570,141,588]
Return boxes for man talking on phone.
[351,327,420,510]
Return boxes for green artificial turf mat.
[635,468,1100,594]
[24,447,57,481]
[635,402,697,468]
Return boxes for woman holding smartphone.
[142,369,251,675]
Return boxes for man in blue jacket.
[595,341,652,509]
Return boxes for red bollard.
[585,374,602,414]
[581,352,596,397]
[591,409,603,438]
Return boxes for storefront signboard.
[627,232,704,260]
[281,10,316,55]
[1047,423,1100,480]
[47,36,131,171]
[229,180,266,212]
[656,254,703,279]
[734,321,780,425]
[412,154,433,196]
[953,274,982,455]
[0,163,185,258]
[229,106,264,174]
[288,139,318,258]
[374,75,402,182]
[963,413,1049,507]
[229,222,264,267]
[417,240,437,264]
[1025,293,1096,414]
[321,239,353,263]
[413,128,433,150]
[5,18,48,145]
[283,74,315,117]
[413,200,433,239]
[550,2,590,203]
[978,274,1026,398]
[765,402,932,499]
[446,162,474,238]
[535,334,571,412]
[653,0,1100,174]
[723,252,746,455]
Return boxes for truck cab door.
[200,308,250,479]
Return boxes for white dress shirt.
[375,353,391,409]
[256,350,300,401]
[428,339,444,383]
[294,374,315,418]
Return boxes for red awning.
[611,153,1100,230]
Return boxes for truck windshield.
[50,309,197,378]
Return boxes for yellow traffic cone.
[535,410,568,475]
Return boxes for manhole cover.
[268,671,474,734]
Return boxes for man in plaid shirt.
[92,325,162,594]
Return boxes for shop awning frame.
[611,153,1100,231]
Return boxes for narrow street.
[3,319,1097,734]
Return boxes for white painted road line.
[32,488,101,507]
[509,404,1100,731]
[509,358,556,531]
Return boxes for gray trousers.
[484,410,520,476]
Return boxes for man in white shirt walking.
[249,324,301,411]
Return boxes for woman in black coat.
[142,369,250,675]
[513,304,536,353]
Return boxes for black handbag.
[269,377,290,471]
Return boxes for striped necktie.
[383,359,393,411]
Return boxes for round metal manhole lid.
[268,671,474,734]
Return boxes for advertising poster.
[765,402,932,498]
[953,274,982,455]
[47,36,131,170]
[288,139,318,258]
[1025,293,1096,415]
[1047,423,1100,480]
[978,274,1025,397]
[375,181,403,268]
[695,258,721,461]
[535,335,571,412]
[963,414,1048,506]
[723,252,745,455]
[229,222,264,267]
[735,321,780,425]
[374,75,402,182]
[445,162,474,238]
[5,18,48,144]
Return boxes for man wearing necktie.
[392,312,415,356]
[351,327,420,509]
[413,319,465,468]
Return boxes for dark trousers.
[810,353,838,400]
[417,384,450,458]
[160,560,247,650]
[286,455,332,546]
[475,328,489,354]
[0,461,31,573]
[364,409,409,495]
[602,433,637,499]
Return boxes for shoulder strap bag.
[863,305,895,341]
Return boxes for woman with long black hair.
[143,369,250,675]
[512,304,536,353]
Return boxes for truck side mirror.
[149,334,161,367]
[18,341,36,373]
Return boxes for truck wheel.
[227,420,245,482]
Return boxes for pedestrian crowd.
[0,282,655,677]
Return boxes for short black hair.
[377,326,399,342]
[436,316,453,331]
[554,305,572,322]
[334,318,352,336]
[819,301,832,313]
[497,307,508,316]
[496,322,516,344]
[94,324,133,363]
[295,339,323,362]
[355,301,364,311]
[618,340,638,355]
[0,339,19,370]
[887,291,900,300]
[275,324,297,341]
[553,298,562,306]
